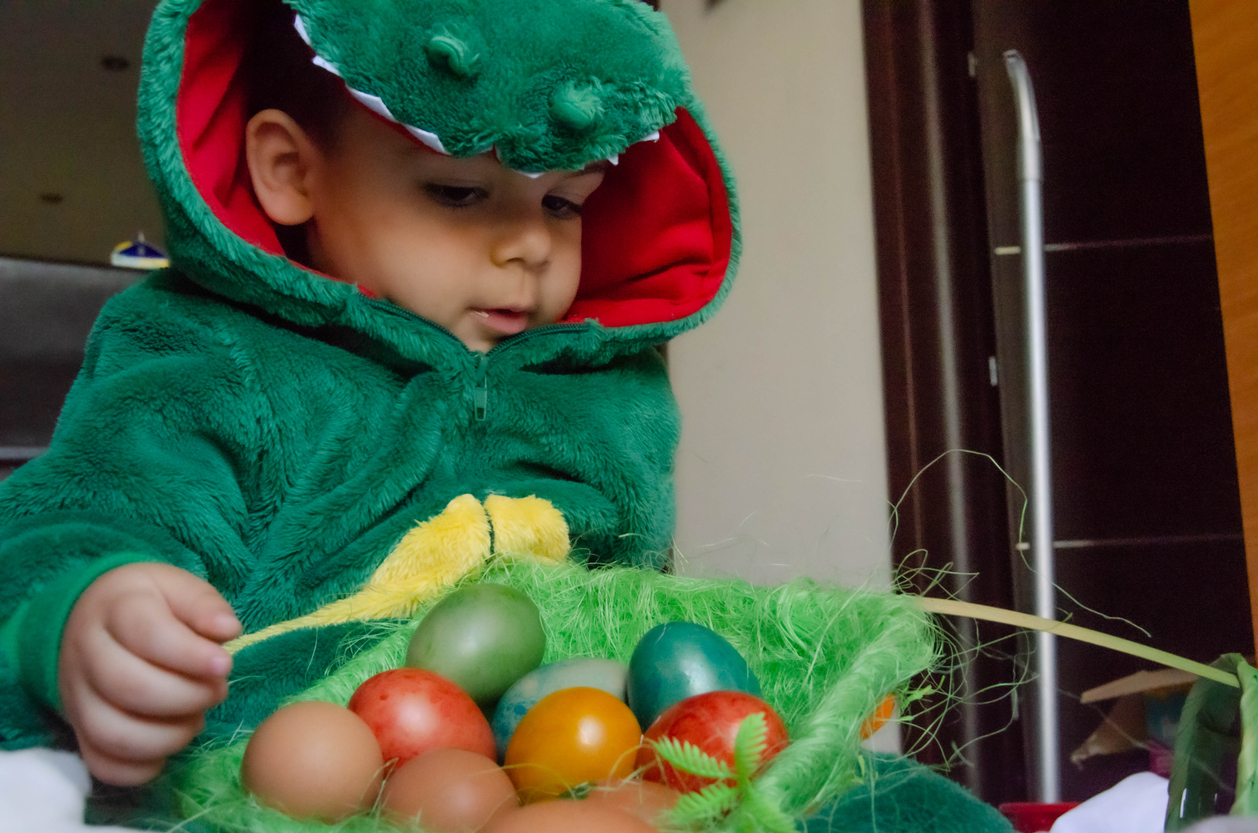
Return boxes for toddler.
[0,0,736,792]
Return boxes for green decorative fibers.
[170,557,939,832]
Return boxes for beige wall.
[663,1,893,590]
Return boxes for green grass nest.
[171,557,938,832]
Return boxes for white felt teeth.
[608,131,660,165]
[291,14,661,171]
[294,14,448,155]
[294,19,343,79]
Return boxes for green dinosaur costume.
[0,1,1009,830]
[0,0,735,741]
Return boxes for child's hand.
[57,562,241,786]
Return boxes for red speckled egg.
[637,690,788,793]
[349,668,495,768]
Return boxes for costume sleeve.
[0,282,267,748]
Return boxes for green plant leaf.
[913,596,1240,688]
[653,736,734,780]
[735,785,800,833]
[669,782,740,828]
[732,712,769,780]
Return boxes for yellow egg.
[241,700,385,822]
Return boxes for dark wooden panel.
[975,1,1212,248]
[1042,242,1237,541]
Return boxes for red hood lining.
[177,0,731,329]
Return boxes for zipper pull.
[473,356,489,421]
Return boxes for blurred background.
[1,0,1252,809]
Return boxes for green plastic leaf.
[653,736,734,780]
[669,782,741,828]
[732,712,769,781]
[736,786,800,833]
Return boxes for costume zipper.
[473,354,489,421]
[359,296,585,423]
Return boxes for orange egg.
[859,693,896,740]
[241,700,384,821]
[585,778,679,827]
[482,800,658,833]
[503,687,642,803]
[381,748,518,832]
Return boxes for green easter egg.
[405,584,545,705]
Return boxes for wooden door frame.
[1190,0,1258,649]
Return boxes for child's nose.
[489,212,552,270]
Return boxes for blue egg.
[490,657,629,758]
[627,621,762,729]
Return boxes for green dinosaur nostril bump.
[426,33,478,79]
[551,84,603,133]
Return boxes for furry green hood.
[138,0,738,360]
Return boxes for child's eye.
[542,195,583,219]
[424,184,488,207]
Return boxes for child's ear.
[245,109,321,226]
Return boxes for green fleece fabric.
[804,754,1012,833]
[0,0,738,748]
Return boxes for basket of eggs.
[171,556,937,832]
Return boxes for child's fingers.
[69,691,205,785]
[84,628,228,718]
[150,566,242,643]
[105,595,232,680]
[77,743,166,788]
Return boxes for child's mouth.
[474,308,530,337]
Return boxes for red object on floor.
[997,802,1080,832]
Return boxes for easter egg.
[503,687,642,803]
[585,778,680,827]
[381,748,518,832]
[491,657,629,758]
[627,621,761,728]
[348,668,496,767]
[406,583,546,705]
[482,800,657,833]
[637,690,788,794]
[860,693,896,740]
[241,700,384,821]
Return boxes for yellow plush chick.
[226,494,569,653]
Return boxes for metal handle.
[1004,49,1060,803]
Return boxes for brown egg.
[482,800,658,833]
[241,700,385,822]
[381,748,518,832]
[585,778,680,826]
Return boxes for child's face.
[301,107,606,352]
